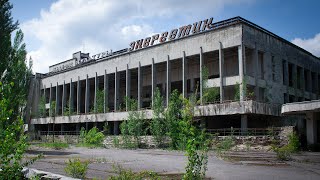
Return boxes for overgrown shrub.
[214,137,235,155]
[38,95,46,118]
[109,164,160,180]
[78,127,105,147]
[64,158,89,179]
[272,132,300,160]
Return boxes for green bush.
[272,132,300,160]
[109,164,160,180]
[78,127,105,147]
[64,158,89,179]
[37,142,69,150]
[214,137,235,155]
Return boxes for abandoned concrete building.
[27,16,320,144]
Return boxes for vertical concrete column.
[283,60,289,86]
[77,76,80,114]
[252,45,260,100]
[43,85,46,103]
[166,55,171,107]
[113,121,119,135]
[238,45,245,101]
[114,67,119,111]
[315,73,319,98]
[219,42,224,102]
[292,64,298,89]
[300,68,305,91]
[126,64,131,111]
[138,62,142,109]
[94,72,98,113]
[61,124,64,132]
[85,75,90,114]
[307,70,312,93]
[104,70,108,113]
[76,123,80,132]
[62,81,66,116]
[199,47,203,105]
[151,58,157,107]
[241,115,248,133]
[306,112,317,145]
[49,83,52,116]
[182,51,188,98]
[55,82,59,115]
[70,79,74,114]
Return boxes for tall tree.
[0,0,32,178]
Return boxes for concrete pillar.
[43,85,46,103]
[241,115,248,133]
[300,68,305,91]
[182,51,187,98]
[61,124,64,132]
[166,55,171,107]
[62,81,66,116]
[315,73,319,98]
[190,78,195,93]
[138,62,143,109]
[283,60,289,86]
[49,83,52,116]
[126,64,131,111]
[85,74,90,114]
[114,67,119,111]
[94,72,98,113]
[151,58,156,107]
[76,123,80,132]
[104,70,108,113]
[253,45,260,100]
[292,64,298,89]
[113,121,119,135]
[219,42,224,102]
[200,47,203,105]
[70,79,74,114]
[238,45,245,101]
[307,70,312,92]
[77,76,81,114]
[56,82,59,115]
[306,112,317,144]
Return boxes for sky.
[10,0,320,73]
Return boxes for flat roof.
[43,16,320,77]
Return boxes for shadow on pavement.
[26,149,79,156]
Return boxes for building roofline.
[42,16,320,78]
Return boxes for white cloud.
[21,0,254,73]
[292,33,320,57]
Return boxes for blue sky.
[10,0,320,73]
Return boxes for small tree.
[120,97,147,148]
[201,66,220,104]
[150,88,167,147]
[166,89,183,150]
[95,89,104,113]
[38,95,46,118]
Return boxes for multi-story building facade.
[27,17,320,139]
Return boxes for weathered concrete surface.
[195,100,281,116]
[31,101,280,124]
[26,146,320,180]
[281,100,320,115]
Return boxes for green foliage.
[201,66,220,104]
[272,132,300,160]
[0,82,28,179]
[113,136,120,148]
[214,137,235,155]
[38,95,46,118]
[50,100,56,117]
[95,89,104,113]
[234,78,254,101]
[63,100,70,116]
[109,164,160,180]
[37,142,69,150]
[103,122,111,135]
[150,88,167,147]
[64,158,89,179]
[165,89,183,149]
[78,127,105,147]
[120,97,147,148]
